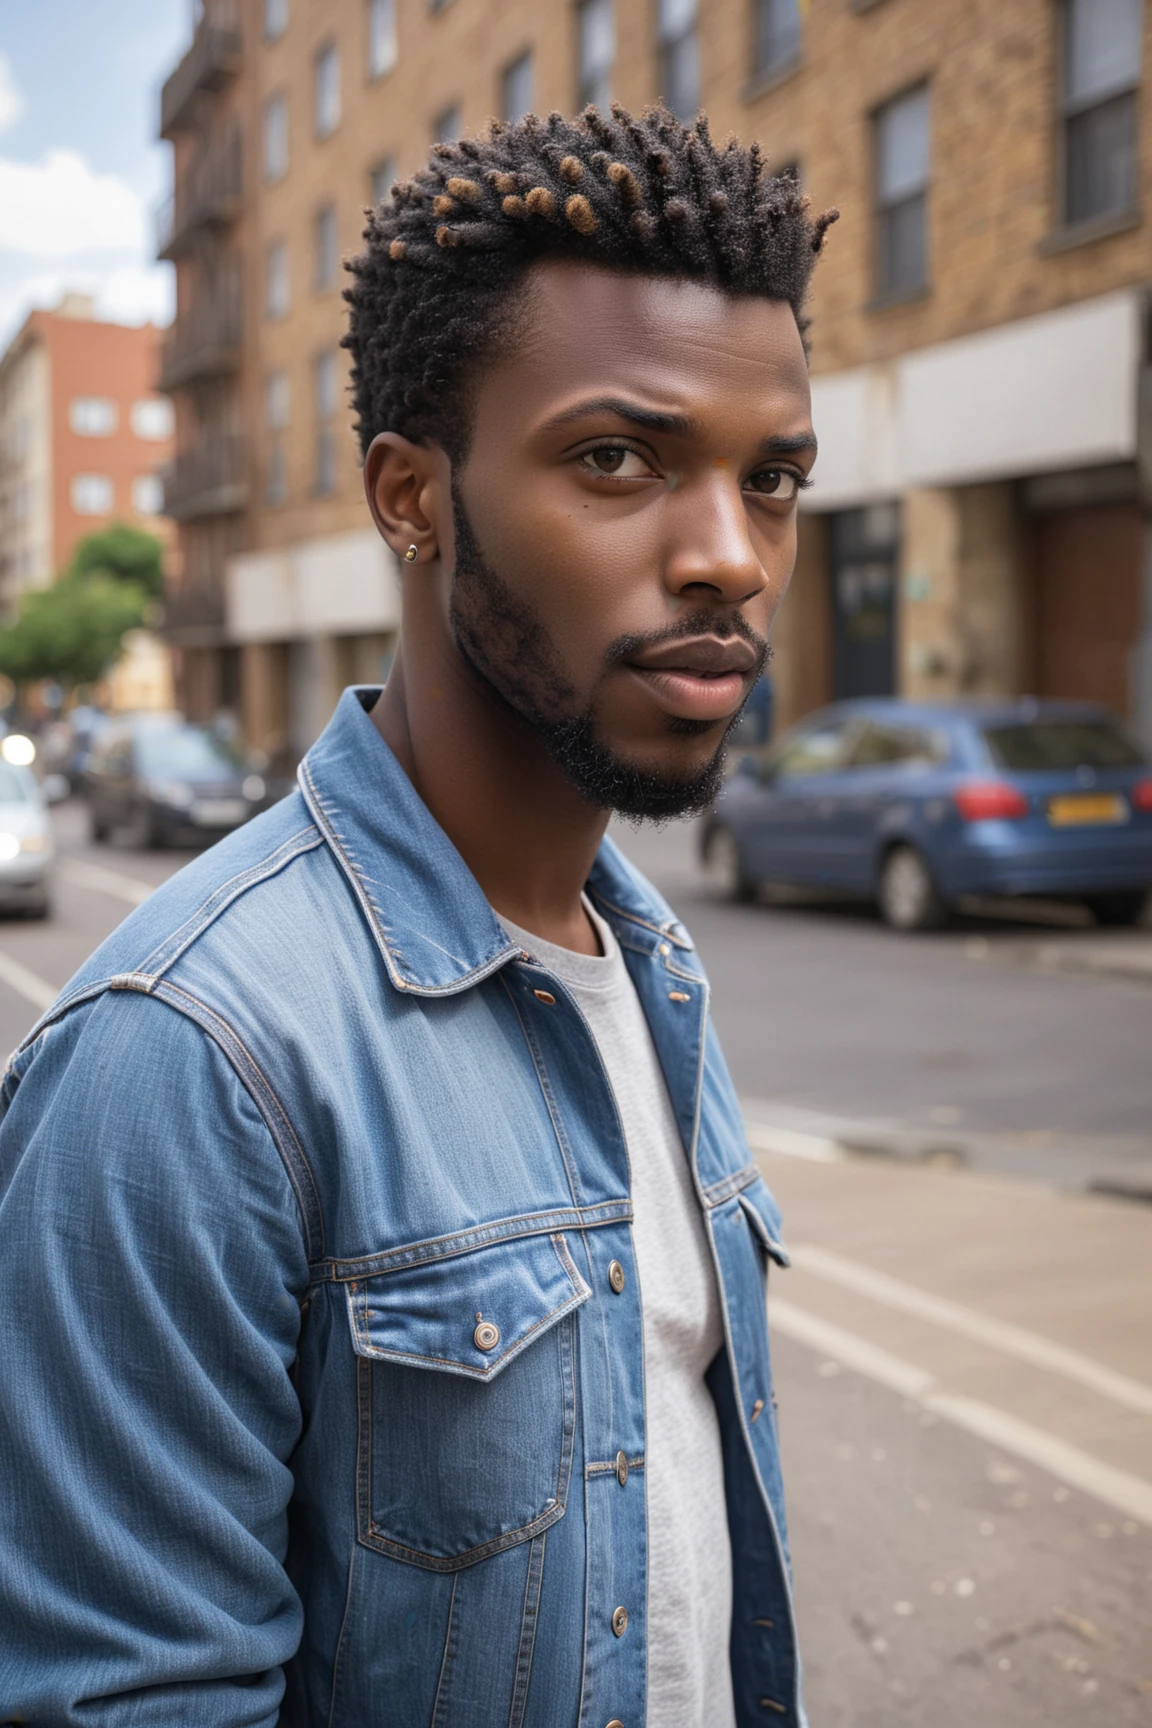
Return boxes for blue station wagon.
[702,699,1152,931]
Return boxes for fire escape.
[156,3,247,666]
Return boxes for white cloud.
[0,261,173,353]
[0,148,144,257]
[0,55,22,135]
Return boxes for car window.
[0,764,32,804]
[766,722,852,781]
[846,722,946,769]
[135,728,245,778]
[984,720,1143,771]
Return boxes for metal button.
[605,1720,625,1728]
[615,1449,628,1486]
[473,1321,500,1351]
[611,1604,629,1637]
[668,990,691,1002]
[759,1700,787,1715]
[751,1398,765,1423]
[533,989,556,1004]
[608,1259,625,1294]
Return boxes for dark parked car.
[84,715,267,848]
[702,698,1152,931]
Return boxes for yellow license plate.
[1047,793,1128,826]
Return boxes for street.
[1,802,1150,1725]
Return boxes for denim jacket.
[0,688,802,1728]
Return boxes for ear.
[363,432,446,565]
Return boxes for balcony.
[156,132,243,261]
[161,581,228,647]
[160,16,242,139]
[157,280,243,392]
[162,435,248,522]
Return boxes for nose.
[662,473,768,608]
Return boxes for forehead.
[479,258,811,433]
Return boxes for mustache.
[603,610,769,674]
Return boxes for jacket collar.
[298,687,692,998]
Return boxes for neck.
[371,623,609,956]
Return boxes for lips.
[625,635,758,723]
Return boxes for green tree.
[66,521,165,599]
[0,575,150,691]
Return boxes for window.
[577,0,613,109]
[502,50,534,123]
[768,721,852,781]
[874,84,930,299]
[71,474,114,515]
[432,103,461,144]
[370,155,395,207]
[69,397,117,437]
[266,372,289,505]
[754,0,801,78]
[315,43,341,138]
[267,441,287,506]
[314,351,338,495]
[130,397,173,441]
[1061,0,1142,226]
[131,474,164,517]
[266,240,290,319]
[315,203,338,290]
[658,0,699,122]
[984,719,1143,771]
[846,724,946,769]
[264,93,289,182]
[367,0,397,77]
[266,370,290,430]
[264,0,287,41]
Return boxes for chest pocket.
[346,1230,591,1572]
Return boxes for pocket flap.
[737,1178,790,1267]
[346,1230,591,1382]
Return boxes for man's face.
[447,260,816,818]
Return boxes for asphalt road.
[0,800,1149,1726]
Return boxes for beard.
[447,486,769,821]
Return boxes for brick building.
[156,0,1152,755]
[0,293,174,613]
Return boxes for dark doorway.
[829,503,899,699]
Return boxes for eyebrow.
[542,395,818,458]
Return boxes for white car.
[0,761,56,919]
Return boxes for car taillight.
[1132,778,1152,813]
[954,781,1030,821]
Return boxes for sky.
[0,0,190,348]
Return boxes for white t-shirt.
[498,900,736,1728]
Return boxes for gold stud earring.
[404,544,418,562]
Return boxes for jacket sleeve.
[0,988,312,1726]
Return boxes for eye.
[746,467,803,502]
[578,445,655,479]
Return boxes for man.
[0,106,833,1724]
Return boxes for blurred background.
[1,1,1151,1723]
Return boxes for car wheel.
[703,825,756,903]
[1083,889,1148,927]
[89,809,110,843]
[25,894,51,921]
[878,845,949,932]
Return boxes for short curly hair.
[343,103,837,461]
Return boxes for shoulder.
[18,793,334,1046]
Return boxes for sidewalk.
[743,1095,1152,1202]
[1016,930,1152,985]
[758,1147,1152,1509]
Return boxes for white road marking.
[789,1242,1152,1417]
[0,951,58,1012]
[744,1122,847,1164]
[58,858,154,906]
[770,1298,1152,1526]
